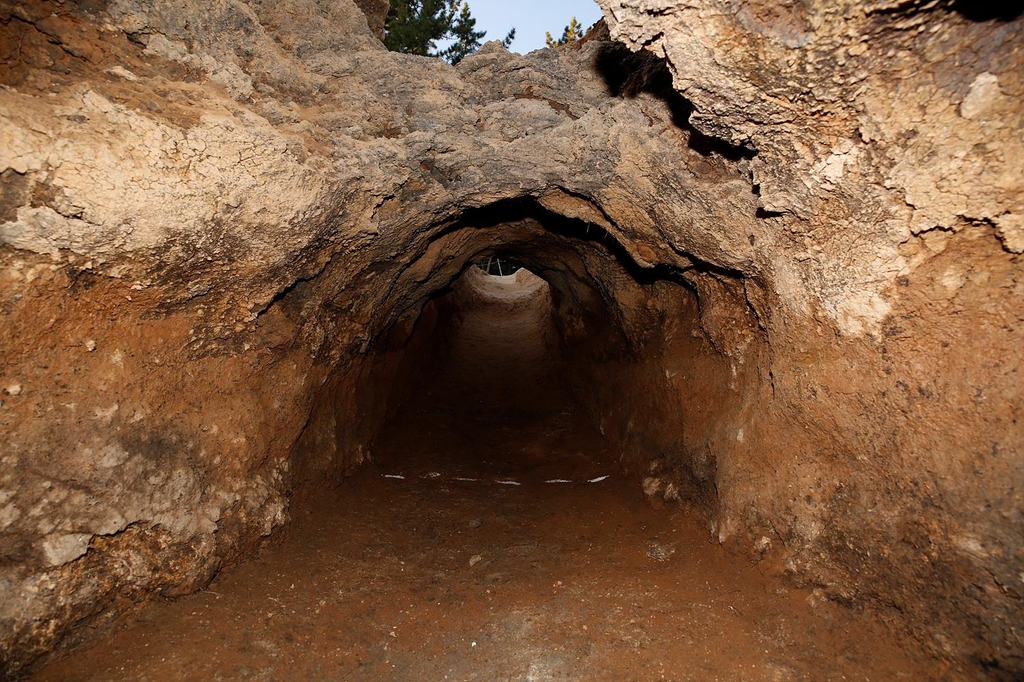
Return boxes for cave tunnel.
[2,0,1023,680]
[290,197,741,511]
[355,200,721,490]
[13,196,949,680]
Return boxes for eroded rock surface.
[597,0,1023,670]
[0,0,1021,677]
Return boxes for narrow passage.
[32,267,944,681]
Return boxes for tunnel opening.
[289,195,763,520]
[26,196,948,680]
[475,255,523,277]
[370,262,617,485]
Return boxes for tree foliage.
[384,0,514,65]
[545,17,583,48]
[438,2,486,64]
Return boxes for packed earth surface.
[0,0,1022,679]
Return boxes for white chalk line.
[379,473,611,485]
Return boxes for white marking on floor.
[380,474,613,486]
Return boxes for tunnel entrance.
[30,206,947,680]
[30,250,941,678]
[372,263,615,486]
[475,255,523,277]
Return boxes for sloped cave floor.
[29,260,949,681]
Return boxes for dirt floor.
[30,270,951,681]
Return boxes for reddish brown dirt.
[30,269,950,681]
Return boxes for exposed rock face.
[353,0,389,39]
[597,0,1024,669]
[0,0,1020,678]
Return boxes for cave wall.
[0,0,1021,676]
[558,269,765,517]
[596,0,1023,669]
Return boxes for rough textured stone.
[594,1,1023,672]
[353,0,389,39]
[599,0,1023,331]
[0,0,1020,678]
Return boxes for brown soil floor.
[31,271,951,681]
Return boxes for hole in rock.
[373,263,615,485]
[29,204,950,681]
[475,255,523,276]
[343,200,716,494]
[951,0,1023,21]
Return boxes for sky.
[463,0,604,54]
